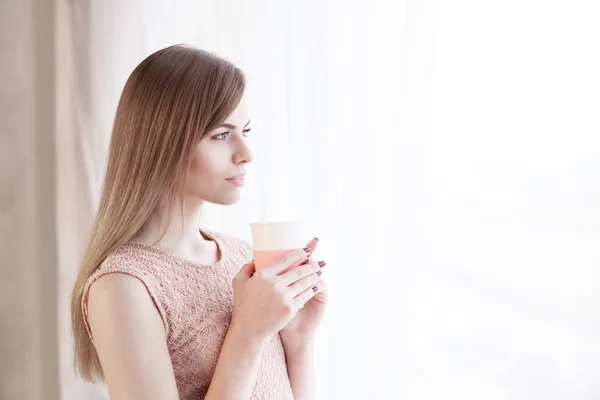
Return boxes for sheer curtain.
[56,1,206,398]
[56,0,600,399]
[194,3,415,399]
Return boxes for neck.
[132,196,214,256]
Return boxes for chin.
[217,198,241,206]
[207,193,242,206]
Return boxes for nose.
[232,139,254,165]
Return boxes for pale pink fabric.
[82,230,294,400]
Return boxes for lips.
[225,174,246,187]
[225,174,246,181]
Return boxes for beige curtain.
[0,0,60,399]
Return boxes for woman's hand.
[280,238,329,343]
[230,246,323,343]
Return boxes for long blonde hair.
[71,45,245,381]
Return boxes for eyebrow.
[220,119,251,130]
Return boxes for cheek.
[188,148,227,182]
[189,159,212,183]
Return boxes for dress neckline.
[126,229,225,267]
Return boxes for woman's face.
[185,97,254,205]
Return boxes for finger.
[293,281,321,308]
[239,261,255,279]
[287,263,323,297]
[261,247,312,276]
[305,237,319,256]
[279,259,324,286]
[312,280,328,304]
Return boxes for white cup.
[250,221,309,271]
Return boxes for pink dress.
[82,230,294,399]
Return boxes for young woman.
[70,44,328,400]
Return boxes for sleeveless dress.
[82,230,295,399]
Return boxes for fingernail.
[300,259,310,265]
[317,270,322,276]
[318,260,326,268]
[303,247,312,253]
[314,237,319,241]
[312,286,318,292]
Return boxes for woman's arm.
[88,273,267,400]
[283,339,317,400]
[204,321,266,399]
[87,274,179,400]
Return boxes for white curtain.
[56,1,600,399]
[56,0,206,398]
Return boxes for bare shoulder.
[88,272,165,335]
[89,272,147,307]
[87,273,179,400]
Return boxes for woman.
[70,44,328,400]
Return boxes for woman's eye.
[214,129,250,140]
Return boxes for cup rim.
[249,220,304,227]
